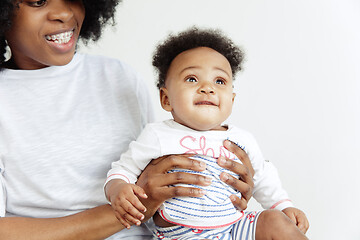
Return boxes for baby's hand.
[282,207,309,234]
[108,182,148,229]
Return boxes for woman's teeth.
[45,31,73,44]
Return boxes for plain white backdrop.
[80,0,360,239]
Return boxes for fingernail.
[204,177,212,184]
[222,173,229,181]
[218,156,226,165]
[199,161,206,169]
[224,140,231,148]
[200,189,207,195]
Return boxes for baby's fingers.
[114,210,131,229]
[296,213,310,234]
[123,211,143,227]
[115,204,142,228]
[132,185,148,212]
[121,200,145,225]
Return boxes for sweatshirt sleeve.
[105,124,162,185]
[0,157,6,217]
[243,132,294,211]
[252,160,294,210]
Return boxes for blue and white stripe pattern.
[152,211,262,240]
[158,155,243,229]
[231,211,262,240]
[153,224,233,240]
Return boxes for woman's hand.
[136,140,256,220]
[218,140,255,211]
[136,154,212,220]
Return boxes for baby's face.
[160,47,235,131]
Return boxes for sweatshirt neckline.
[1,53,83,79]
[165,119,232,133]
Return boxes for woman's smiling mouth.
[45,30,74,44]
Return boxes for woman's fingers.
[150,154,206,173]
[137,155,210,202]
[219,140,256,210]
[219,171,251,211]
[140,169,211,201]
[223,140,255,176]
[154,170,212,187]
[138,149,254,217]
[138,154,209,190]
[228,194,249,211]
[219,171,252,202]
[159,186,207,200]
[218,155,253,202]
[136,155,213,220]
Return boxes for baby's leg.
[255,209,308,240]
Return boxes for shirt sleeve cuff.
[270,199,294,211]
[103,174,132,205]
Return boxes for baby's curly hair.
[0,0,120,67]
[152,27,245,89]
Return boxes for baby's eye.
[185,77,197,83]
[215,79,226,85]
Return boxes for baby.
[105,27,309,240]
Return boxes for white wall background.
[80,0,360,239]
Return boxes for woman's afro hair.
[152,27,245,89]
[0,0,121,66]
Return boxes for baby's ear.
[160,88,172,112]
[232,92,236,103]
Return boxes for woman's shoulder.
[79,53,131,68]
[80,53,140,79]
